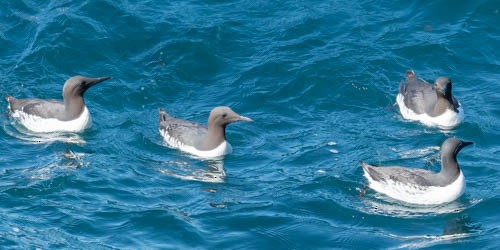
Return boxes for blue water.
[0,0,499,249]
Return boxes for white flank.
[396,94,464,129]
[363,169,465,205]
[10,107,92,133]
[160,129,232,158]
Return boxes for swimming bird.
[360,137,472,205]
[396,70,463,129]
[159,106,253,158]
[6,75,111,133]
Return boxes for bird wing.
[400,72,437,114]
[159,109,208,147]
[8,97,66,119]
[361,162,435,187]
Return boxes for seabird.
[396,70,463,129]
[360,137,473,205]
[159,106,252,158]
[6,75,111,133]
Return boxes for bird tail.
[359,160,367,169]
[359,160,372,172]
[398,80,405,95]
[5,95,14,111]
[400,69,416,94]
[158,108,168,123]
[405,69,416,81]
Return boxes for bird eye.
[222,113,227,118]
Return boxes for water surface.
[0,0,499,249]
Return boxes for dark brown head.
[439,137,473,181]
[434,77,452,99]
[441,137,473,163]
[62,75,111,99]
[61,75,111,119]
[207,106,253,128]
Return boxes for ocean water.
[0,0,499,249]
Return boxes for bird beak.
[86,76,112,89]
[236,115,253,122]
[454,140,473,155]
[80,76,112,94]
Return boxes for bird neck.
[433,94,456,115]
[439,151,460,177]
[64,96,85,120]
[438,84,459,110]
[204,123,226,149]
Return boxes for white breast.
[363,170,465,205]
[396,94,464,129]
[160,129,232,158]
[11,107,92,133]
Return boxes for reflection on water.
[29,149,86,181]
[0,148,86,195]
[359,190,481,218]
[394,146,440,160]
[3,117,86,144]
[159,159,226,183]
[442,214,481,236]
[390,233,470,249]
[389,214,481,249]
